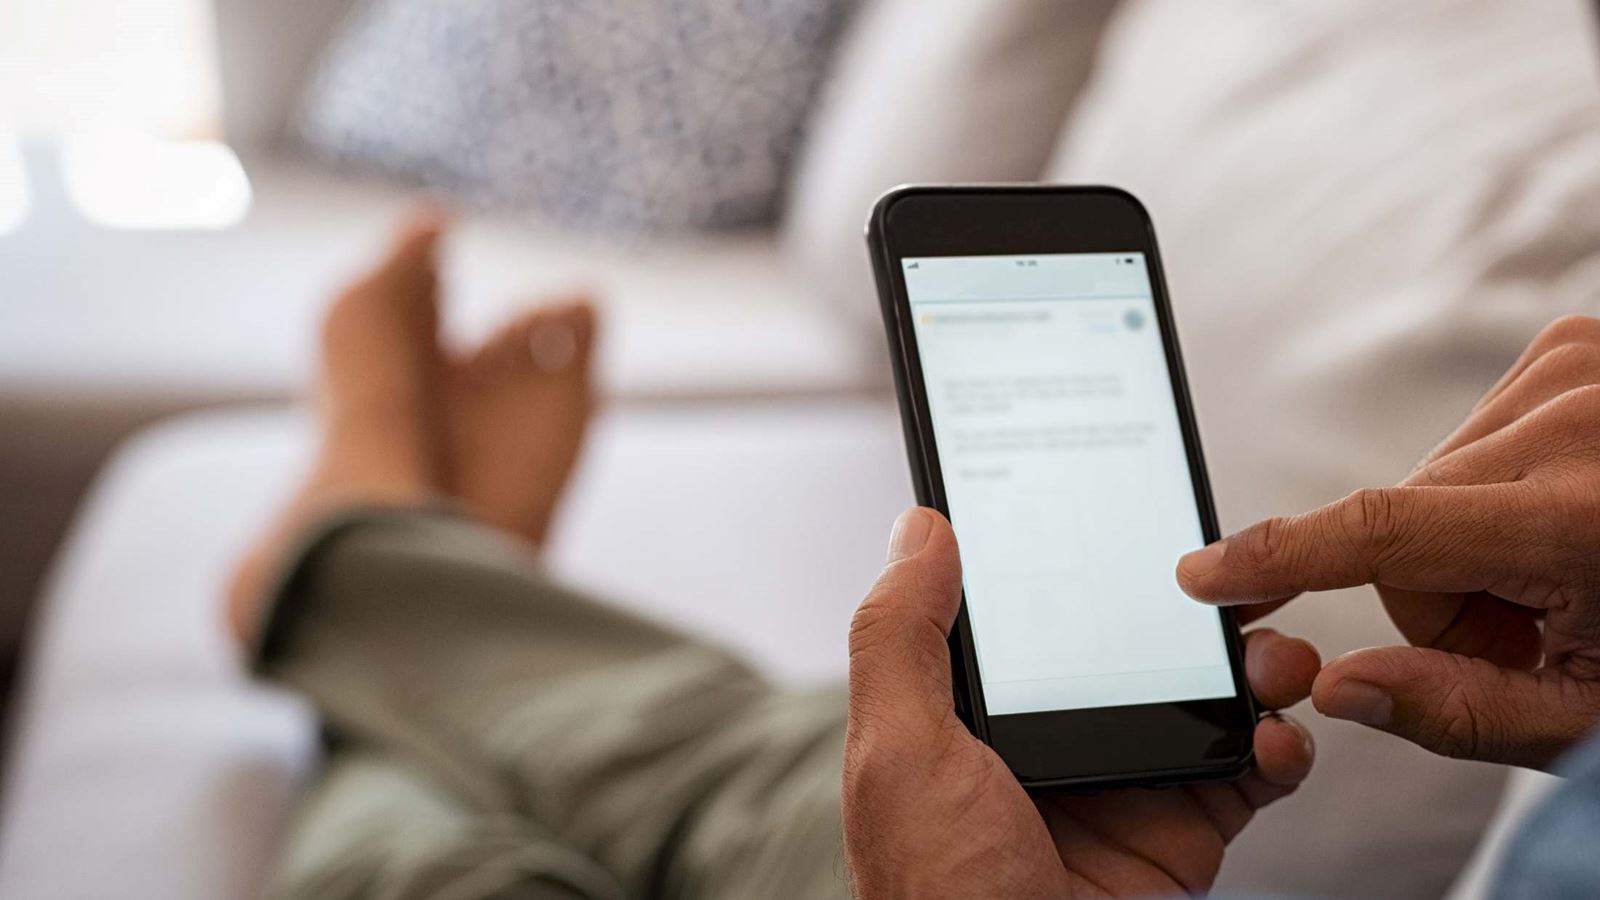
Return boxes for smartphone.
[866,185,1255,791]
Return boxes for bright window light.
[0,134,28,234]
[0,0,221,138]
[62,129,251,230]
[0,0,251,230]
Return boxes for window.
[0,0,250,231]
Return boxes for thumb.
[847,508,964,735]
[1313,646,1600,769]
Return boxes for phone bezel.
[865,184,1257,791]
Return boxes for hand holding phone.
[843,505,1319,898]
[866,185,1260,789]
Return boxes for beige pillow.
[1047,1,1600,896]
[779,0,1118,332]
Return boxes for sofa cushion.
[780,0,1119,331]
[1052,0,1600,519]
[295,0,856,231]
[0,401,914,898]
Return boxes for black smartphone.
[866,185,1256,792]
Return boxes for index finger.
[1176,484,1543,605]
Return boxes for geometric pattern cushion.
[295,0,857,232]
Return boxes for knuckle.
[1346,487,1398,537]
[1523,341,1600,390]
[841,726,898,795]
[1431,678,1486,760]
[1335,487,1442,579]
[1420,656,1509,761]
[847,601,900,659]
[1519,401,1600,494]
[843,690,899,771]
[1546,428,1600,475]
[1515,476,1600,584]
[1536,472,1597,527]
[1535,315,1600,351]
[848,590,952,705]
[851,565,957,665]
[941,738,1009,812]
[840,742,907,847]
[1406,460,1448,487]
[1232,516,1290,570]
[1337,488,1407,567]
[1543,384,1600,428]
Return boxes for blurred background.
[3,1,1599,897]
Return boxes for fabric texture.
[1493,736,1600,899]
[1046,1,1600,896]
[296,0,856,232]
[780,0,1119,332]
[257,509,850,900]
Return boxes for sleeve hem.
[248,501,462,675]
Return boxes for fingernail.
[887,508,933,563]
[1178,540,1228,583]
[1321,680,1393,727]
[1265,713,1316,763]
[1286,715,1315,757]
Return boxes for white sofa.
[0,402,916,898]
[7,0,1600,897]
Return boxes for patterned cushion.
[295,0,856,231]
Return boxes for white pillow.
[780,0,1119,331]
[1047,2,1600,896]
[1052,0,1600,518]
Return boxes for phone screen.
[903,252,1236,716]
